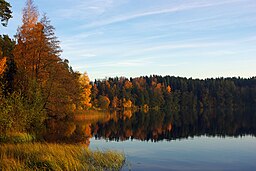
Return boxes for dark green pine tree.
[0,0,12,26]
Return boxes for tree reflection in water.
[42,108,256,146]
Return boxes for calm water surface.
[90,136,256,171]
[44,109,256,170]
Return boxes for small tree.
[79,72,92,109]
[98,95,110,110]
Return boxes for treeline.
[91,75,256,110]
[0,0,90,134]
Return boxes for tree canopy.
[0,0,84,134]
[92,75,256,110]
[0,0,12,26]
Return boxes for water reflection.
[42,108,256,145]
[42,118,91,146]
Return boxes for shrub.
[0,91,46,134]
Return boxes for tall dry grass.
[0,143,125,171]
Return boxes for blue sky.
[1,0,256,80]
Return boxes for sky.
[1,0,256,80]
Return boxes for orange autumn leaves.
[0,57,7,75]
[79,72,92,109]
[4,0,86,118]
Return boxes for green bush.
[0,91,46,134]
[0,132,36,143]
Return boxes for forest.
[91,76,256,111]
[1,0,256,136]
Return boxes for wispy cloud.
[80,0,242,29]
[112,41,232,59]
[86,57,154,68]
[61,32,256,68]
[55,0,122,19]
[6,0,256,80]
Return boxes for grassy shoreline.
[0,142,125,171]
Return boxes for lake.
[90,136,256,171]
[43,108,256,170]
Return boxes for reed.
[0,143,125,171]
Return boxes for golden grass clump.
[0,132,35,144]
[0,143,125,171]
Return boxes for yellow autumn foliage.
[124,80,133,89]
[79,72,92,109]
